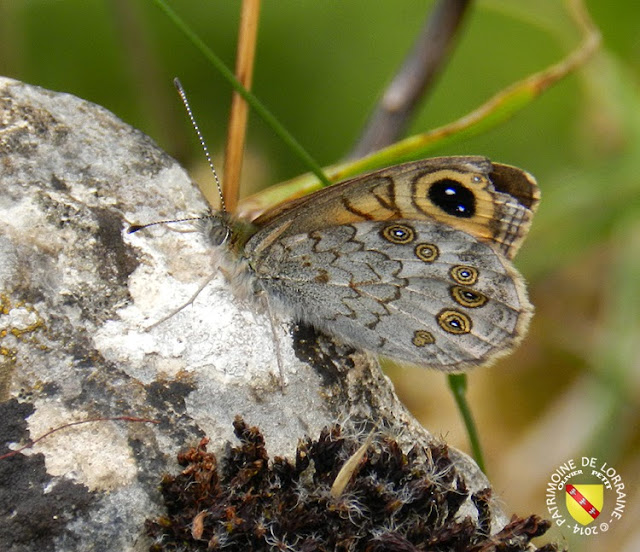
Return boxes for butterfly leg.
[260,291,288,391]
[144,272,217,331]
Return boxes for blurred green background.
[1,1,638,550]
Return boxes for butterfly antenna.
[173,77,226,214]
[127,79,225,234]
[127,215,212,234]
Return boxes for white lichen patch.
[23,400,137,491]
[4,305,41,333]
[94,249,284,386]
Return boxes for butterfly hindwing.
[251,219,532,371]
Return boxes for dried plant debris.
[146,416,560,551]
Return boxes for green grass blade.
[448,374,486,472]
[150,0,331,189]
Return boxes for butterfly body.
[210,156,539,371]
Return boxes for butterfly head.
[203,212,233,246]
[200,212,261,260]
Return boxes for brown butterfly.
[204,156,539,371]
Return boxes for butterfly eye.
[428,179,476,218]
[209,224,230,245]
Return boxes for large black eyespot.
[428,179,476,218]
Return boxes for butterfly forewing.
[248,156,538,260]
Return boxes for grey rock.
[0,77,505,552]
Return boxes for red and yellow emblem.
[565,484,603,526]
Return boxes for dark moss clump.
[146,416,559,551]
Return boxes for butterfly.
[202,156,539,372]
